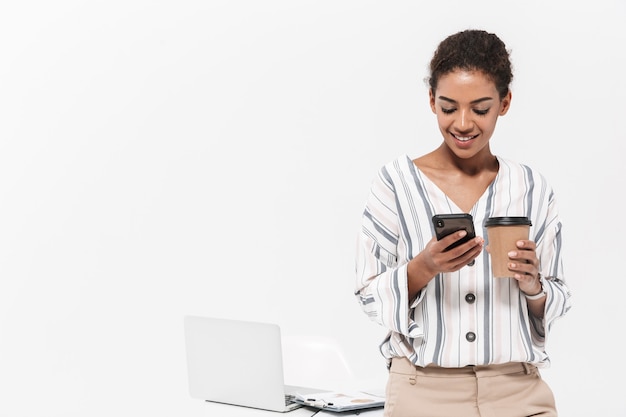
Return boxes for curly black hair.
[428,30,513,100]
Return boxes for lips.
[452,133,479,142]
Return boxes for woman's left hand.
[507,240,542,295]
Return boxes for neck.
[437,144,498,176]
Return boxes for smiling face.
[430,69,511,160]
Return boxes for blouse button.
[466,332,476,342]
[465,293,476,303]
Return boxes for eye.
[473,108,490,116]
[441,107,456,114]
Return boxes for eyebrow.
[438,96,494,105]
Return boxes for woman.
[355,30,572,417]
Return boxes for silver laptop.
[184,315,324,412]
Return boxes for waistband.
[390,357,536,377]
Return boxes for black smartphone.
[432,213,476,251]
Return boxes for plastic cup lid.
[484,216,532,227]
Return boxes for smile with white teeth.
[452,133,478,142]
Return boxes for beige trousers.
[384,357,557,417]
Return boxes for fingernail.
[508,251,517,257]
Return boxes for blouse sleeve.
[532,187,573,339]
[354,167,424,338]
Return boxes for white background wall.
[1,1,624,416]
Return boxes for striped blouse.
[355,154,572,368]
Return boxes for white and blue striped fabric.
[355,154,572,368]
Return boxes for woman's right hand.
[426,230,484,273]
[407,231,484,298]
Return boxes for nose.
[455,109,473,133]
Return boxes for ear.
[429,89,437,114]
[499,91,512,116]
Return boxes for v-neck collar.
[405,154,501,214]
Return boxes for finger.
[437,230,468,251]
[508,250,537,267]
[448,241,483,271]
[516,239,536,250]
[508,262,537,278]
